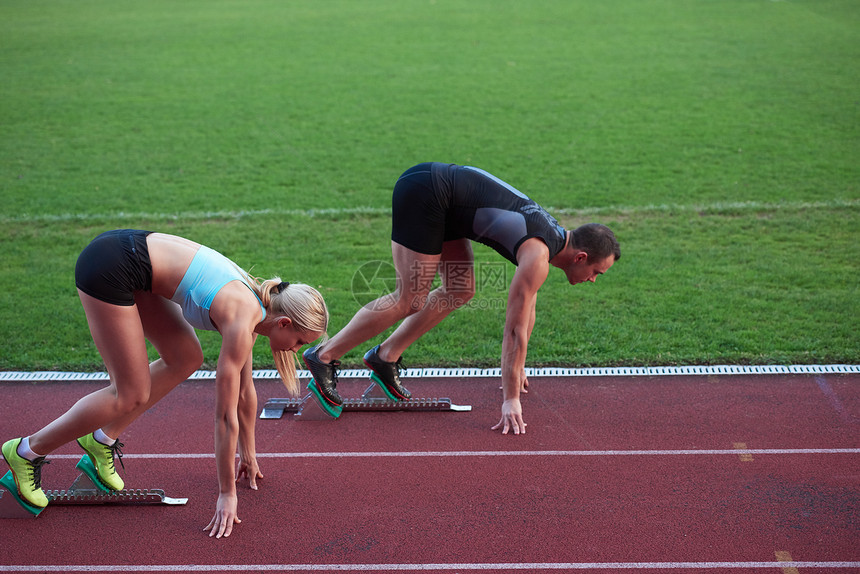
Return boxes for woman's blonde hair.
[249,276,329,396]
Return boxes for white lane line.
[0,561,858,571]
[2,364,858,381]
[43,448,860,460]
[4,197,858,224]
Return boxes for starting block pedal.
[261,379,472,420]
[0,455,188,519]
[0,471,44,518]
[305,379,344,419]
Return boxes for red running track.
[0,373,857,573]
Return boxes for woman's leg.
[28,291,153,455]
[100,291,203,438]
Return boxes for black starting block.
[0,455,188,519]
[260,380,472,420]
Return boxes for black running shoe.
[363,345,412,401]
[302,345,343,407]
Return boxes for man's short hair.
[571,223,621,262]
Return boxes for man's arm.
[492,238,549,435]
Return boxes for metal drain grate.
[2,364,857,382]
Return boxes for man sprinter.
[303,162,620,434]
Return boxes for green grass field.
[1,0,857,371]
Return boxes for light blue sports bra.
[170,246,266,331]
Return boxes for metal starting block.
[261,380,472,420]
[0,455,188,519]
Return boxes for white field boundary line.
[0,561,858,571]
[2,197,858,224]
[2,364,858,382]
[41,448,860,460]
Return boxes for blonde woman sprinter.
[1,230,328,538]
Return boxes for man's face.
[564,254,615,286]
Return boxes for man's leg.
[375,239,475,362]
[317,242,440,363]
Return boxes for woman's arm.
[236,347,263,490]
[204,323,254,539]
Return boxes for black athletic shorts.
[74,229,154,306]
[390,163,448,255]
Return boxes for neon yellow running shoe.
[76,433,124,491]
[2,438,49,508]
